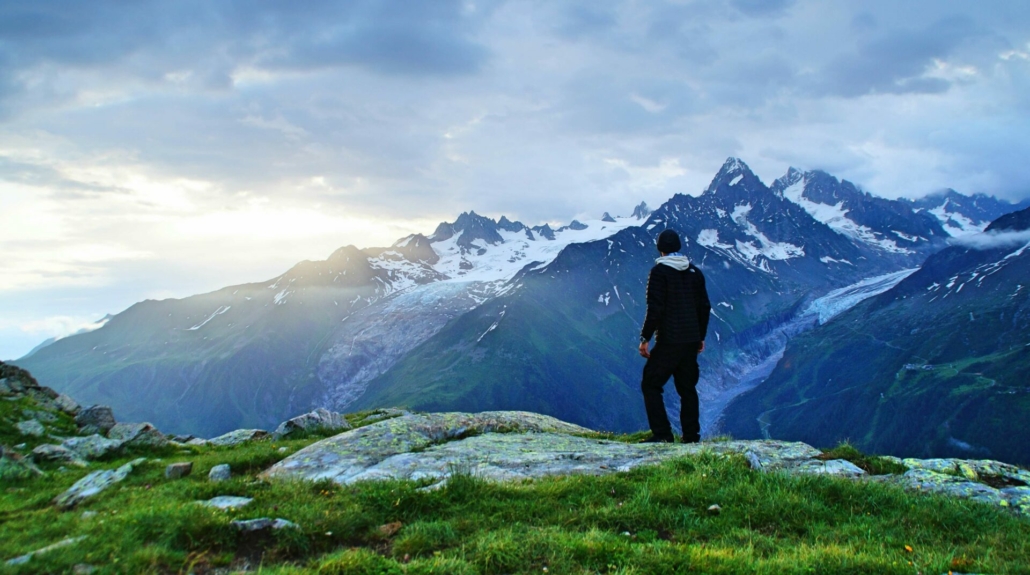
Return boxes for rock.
[0,447,44,480]
[108,422,169,448]
[186,438,209,446]
[73,564,97,574]
[359,408,413,426]
[15,419,46,437]
[53,394,80,415]
[198,495,252,509]
[22,408,57,423]
[707,504,721,515]
[0,378,11,395]
[32,444,88,467]
[208,429,269,447]
[4,536,88,566]
[231,517,299,532]
[208,464,231,482]
[793,459,867,477]
[165,462,193,479]
[277,446,288,453]
[81,511,97,520]
[62,434,125,460]
[74,405,116,434]
[273,407,352,439]
[54,459,145,509]
[378,521,403,537]
[172,434,195,443]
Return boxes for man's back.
[641,256,711,345]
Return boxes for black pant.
[641,341,701,442]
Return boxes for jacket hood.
[655,255,691,271]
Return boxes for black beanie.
[657,229,681,253]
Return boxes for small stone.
[172,434,195,443]
[208,464,231,482]
[54,394,81,415]
[278,446,288,453]
[378,521,403,537]
[73,564,97,574]
[108,422,168,448]
[707,504,722,515]
[15,419,46,437]
[207,429,269,447]
[165,462,193,479]
[186,438,209,446]
[231,517,299,532]
[4,536,88,566]
[81,511,98,520]
[74,406,116,434]
[14,443,26,450]
[198,495,252,509]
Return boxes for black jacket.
[640,260,711,344]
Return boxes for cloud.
[950,229,1030,251]
[2,0,1030,359]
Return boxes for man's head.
[656,229,681,254]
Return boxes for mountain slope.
[723,206,1030,464]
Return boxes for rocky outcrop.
[262,411,1030,516]
[208,429,269,447]
[74,405,116,435]
[108,422,168,448]
[273,408,351,439]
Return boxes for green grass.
[2,435,1029,574]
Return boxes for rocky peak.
[497,216,526,233]
[601,212,616,223]
[390,234,439,265]
[531,223,556,240]
[631,201,652,220]
[704,157,764,196]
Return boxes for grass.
[2,433,1030,574]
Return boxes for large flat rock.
[260,411,822,485]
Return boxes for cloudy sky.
[2,0,1029,359]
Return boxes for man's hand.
[638,341,650,359]
[697,341,705,354]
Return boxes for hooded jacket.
[640,255,712,344]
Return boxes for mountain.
[16,158,1021,439]
[905,189,1030,237]
[723,206,1030,464]
[348,158,943,433]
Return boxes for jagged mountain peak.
[704,157,764,196]
[631,201,652,220]
[601,212,616,223]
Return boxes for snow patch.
[188,306,231,330]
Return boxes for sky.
[1,0,1029,359]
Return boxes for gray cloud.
[2,0,1030,358]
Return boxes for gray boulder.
[53,394,81,415]
[208,429,269,447]
[185,438,209,446]
[273,408,351,439]
[108,422,168,448]
[165,462,193,479]
[0,378,11,396]
[74,405,116,434]
[32,444,88,467]
[54,458,145,509]
[15,419,46,437]
[5,536,88,566]
[208,464,231,482]
[62,434,125,460]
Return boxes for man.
[638,228,712,443]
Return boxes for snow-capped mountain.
[16,158,1027,439]
[772,167,948,256]
[905,189,1030,237]
[724,205,1030,464]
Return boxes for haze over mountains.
[16,159,1030,456]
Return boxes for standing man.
[638,229,712,443]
